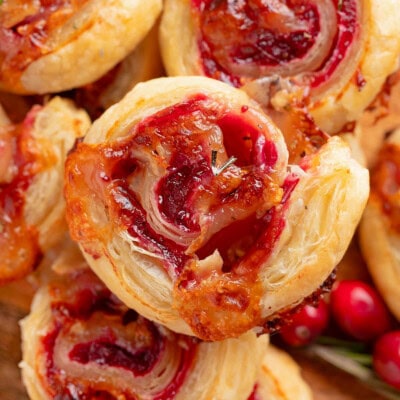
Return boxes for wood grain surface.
[292,352,387,400]
[0,294,29,400]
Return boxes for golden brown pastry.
[359,128,400,321]
[354,69,400,168]
[64,76,369,341]
[249,345,313,400]
[337,132,367,168]
[0,0,162,94]
[243,87,330,166]
[160,0,400,134]
[0,97,90,285]
[20,267,267,400]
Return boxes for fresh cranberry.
[279,299,329,346]
[373,330,400,389]
[330,280,391,341]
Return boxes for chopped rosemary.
[211,150,237,176]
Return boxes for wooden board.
[0,300,29,399]
[0,280,33,400]
[292,352,387,400]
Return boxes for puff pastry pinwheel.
[0,97,90,285]
[65,76,369,341]
[0,0,162,94]
[74,24,163,120]
[354,69,400,168]
[249,345,312,400]
[20,267,266,400]
[359,129,400,321]
[160,0,400,134]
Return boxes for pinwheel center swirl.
[67,95,285,278]
[193,0,359,88]
[132,97,283,275]
[41,272,197,399]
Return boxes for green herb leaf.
[307,345,400,400]
[317,336,368,352]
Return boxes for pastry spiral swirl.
[160,0,400,133]
[249,345,312,400]
[0,0,162,94]
[20,267,266,400]
[359,129,400,321]
[65,76,369,340]
[0,97,89,284]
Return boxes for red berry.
[280,299,329,346]
[373,330,400,389]
[330,280,391,341]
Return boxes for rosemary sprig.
[334,349,373,367]
[316,335,368,352]
[211,150,237,176]
[306,343,400,400]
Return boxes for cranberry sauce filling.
[157,152,209,234]
[196,214,265,272]
[218,112,278,168]
[196,174,299,274]
[370,143,400,233]
[175,175,298,340]
[152,341,197,400]
[308,0,358,88]
[68,94,282,277]
[192,0,358,88]
[137,96,281,270]
[247,384,261,400]
[0,106,43,283]
[110,183,190,275]
[42,271,197,400]
[155,103,279,233]
[67,140,190,274]
[193,0,318,85]
[69,331,161,376]
[246,174,299,260]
